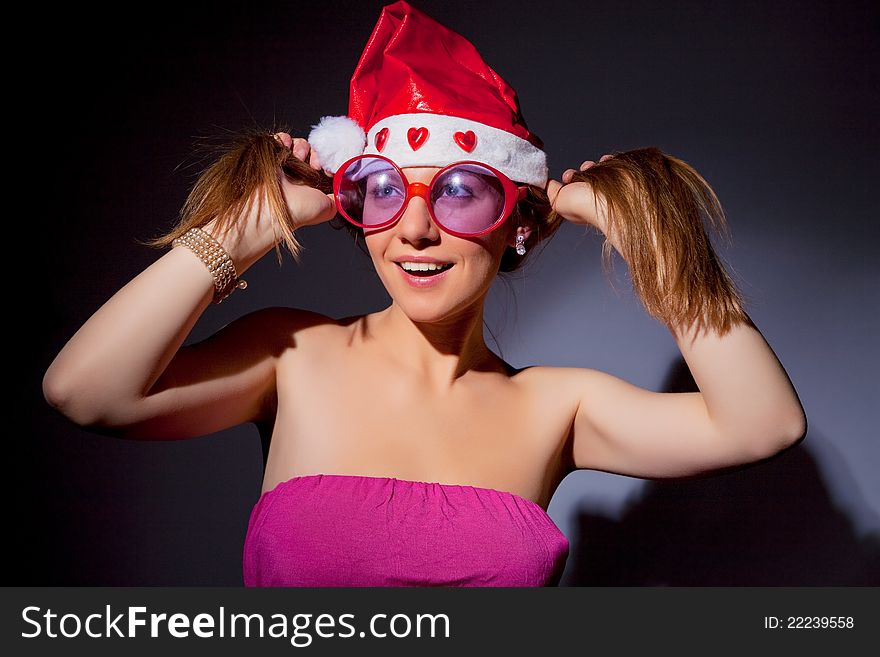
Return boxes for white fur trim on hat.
[307,115,366,174]
[364,113,548,187]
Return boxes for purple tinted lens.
[337,159,508,234]
[338,157,404,227]
[430,164,505,234]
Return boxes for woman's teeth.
[398,262,453,276]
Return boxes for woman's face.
[363,166,520,323]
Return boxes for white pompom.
[307,115,366,174]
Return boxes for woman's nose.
[396,195,441,241]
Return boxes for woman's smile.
[394,259,456,288]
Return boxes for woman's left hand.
[545,154,614,233]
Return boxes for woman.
[42,1,806,586]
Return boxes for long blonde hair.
[569,147,751,336]
[144,130,326,266]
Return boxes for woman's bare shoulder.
[236,306,352,350]
[241,307,372,361]
[514,363,602,380]
[476,360,572,382]
[507,364,593,411]
[503,363,582,381]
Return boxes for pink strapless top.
[243,473,569,587]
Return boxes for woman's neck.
[366,302,498,391]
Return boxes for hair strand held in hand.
[144,130,333,266]
[568,147,753,336]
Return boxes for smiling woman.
[41,0,806,587]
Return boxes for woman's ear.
[506,224,534,250]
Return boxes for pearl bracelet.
[172,227,248,304]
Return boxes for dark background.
[22,0,878,584]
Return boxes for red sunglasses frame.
[332,154,528,238]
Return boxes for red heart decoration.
[375,127,389,152]
[453,130,477,152]
[407,127,429,150]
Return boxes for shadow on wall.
[559,358,880,586]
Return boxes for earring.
[515,233,527,256]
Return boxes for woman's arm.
[560,316,806,478]
[43,133,336,439]
[42,245,291,439]
[547,150,806,477]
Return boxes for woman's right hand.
[204,132,338,273]
[274,132,338,229]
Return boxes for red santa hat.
[307,0,548,187]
